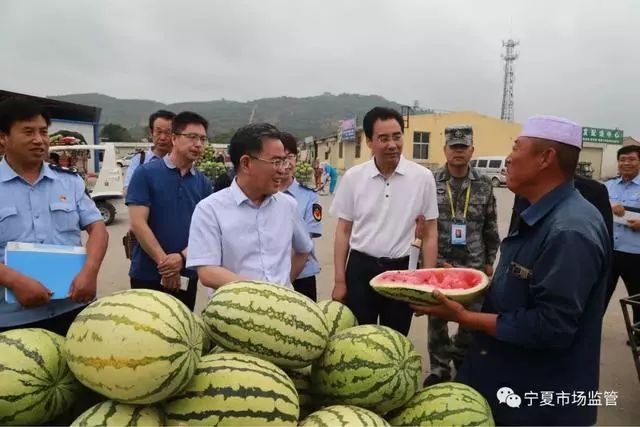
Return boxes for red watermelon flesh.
[378,270,481,290]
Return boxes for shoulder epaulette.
[299,183,316,192]
[49,164,80,175]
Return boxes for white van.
[470,156,507,187]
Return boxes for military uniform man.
[0,97,108,335]
[426,125,500,386]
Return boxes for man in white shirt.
[329,106,439,335]
[187,123,313,290]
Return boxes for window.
[413,132,430,160]
[339,142,343,159]
[324,151,329,160]
[355,139,361,158]
[470,160,477,167]
[477,159,488,168]
[488,160,502,168]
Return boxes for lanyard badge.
[448,182,471,246]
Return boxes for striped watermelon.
[387,382,494,426]
[0,328,83,425]
[203,281,329,368]
[312,325,421,415]
[300,405,389,426]
[285,366,313,418]
[193,314,213,355]
[164,352,299,426]
[65,289,202,404]
[317,300,358,336]
[71,400,165,426]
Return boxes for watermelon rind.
[369,267,489,306]
[387,381,495,427]
[311,325,421,415]
[164,352,299,426]
[300,405,390,426]
[203,281,329,368]
[0,328,84,425]
[71,400,165,426]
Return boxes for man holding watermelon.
[330,106,439,336]
[412,116,610,425]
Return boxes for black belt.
[350,250,409,266]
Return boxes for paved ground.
[96,186,639,425]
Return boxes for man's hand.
[612,203,625,217]
[69,268,98,303]
[161,274,181,291]
[158,253,183,276]
[442,262,453,268]
[628,218,640,232]
[410,290,467,323]
[485,264,494,277]
[332,280,347,303]
[11,276,52,308]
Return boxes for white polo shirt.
[329,155,438,259]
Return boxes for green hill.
[48,92,429,140]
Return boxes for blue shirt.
[283,179,322,278]
[126,156,213,281]
[124,149,160,187]
[187,178,313,288]
[605,174,640,254]
[324,164,337,177]
[458,181,610,426]
[0,159,103,327]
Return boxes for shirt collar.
[0,159,57,183]
[435,165,478,182]
[520,180,575,227]
[163,155,196,175]
[284,178,300,196]
[229,177,277,207]
[368,155,408,179]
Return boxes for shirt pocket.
[0,206,21,243]
[49,202,79,233]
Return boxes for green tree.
[100,123,132,142]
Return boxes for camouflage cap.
[445,125,473,146]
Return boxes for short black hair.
[148,109,176,131]
[617,145,640,160]
[0,97,51,134]
[229,123,281,170]
[531,138,580,177]
[171,111,208,134]
[280,132,298,155]
[363,107,404,140]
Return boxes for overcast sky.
[1,0,638,136]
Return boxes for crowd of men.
[1,95,639,425]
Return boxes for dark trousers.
[0,305,85,336]
[293,276,317,302]
[345,250,413,336]
[606,250,640,325]
[130,276,198,311]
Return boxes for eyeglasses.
[618,156,639,163]
[249,155,291,169]
[286,154,297,160]
[375,134,403,143]
[174,133,208,143]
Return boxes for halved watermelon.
[369,268,490,306]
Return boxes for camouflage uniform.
[428,154,500,380]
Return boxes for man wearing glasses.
[124,110,176,192]
[126,111,213,310]
[329,106,439,335]
[187,123,313,290]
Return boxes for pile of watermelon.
[0,282,494,426]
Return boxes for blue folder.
[4,242,86,304]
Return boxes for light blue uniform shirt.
[124,149,160,187]
[0,159,103,327]
[187,178,313,288]
[605,174,640,254]
[283,179,322,278]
